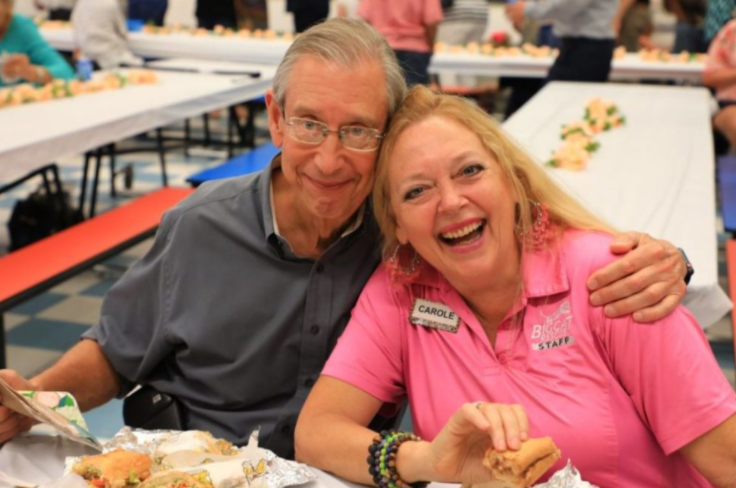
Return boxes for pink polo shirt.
[323,230,736,487]
[358,0,443,53]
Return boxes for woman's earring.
[386,244,422,283]
[516,201,552,248]
[530,201,551,248]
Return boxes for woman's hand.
[400,402,529,485]
[1,54,45,83]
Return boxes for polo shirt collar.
[259,155,279,240]
[261,153,366,241]
[412,239,570,299]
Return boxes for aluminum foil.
[64,428,316,488]
[532,460,599,488]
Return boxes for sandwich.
[137,471,208,488]
[72,449,152,488]
[154,430,237,460]
[482,437,560,488]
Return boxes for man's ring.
[473,401,483,409]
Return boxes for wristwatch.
[679,248,694,286]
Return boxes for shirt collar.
[411,239,570,299]
[264,153,366,240]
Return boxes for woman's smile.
[438,218,487,250]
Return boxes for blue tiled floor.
[10,293,68,316]
[7,318,89,351]
[80,279,118,298]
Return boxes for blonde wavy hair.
[373,85,615,259]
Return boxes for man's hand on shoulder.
[0,370,37,444]
[586,231,687,322]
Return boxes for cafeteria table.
[502,81,730,328]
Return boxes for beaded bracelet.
[367,430,429,488]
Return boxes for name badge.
[410,299,459,333]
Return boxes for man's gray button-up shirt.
[84,159,381,459]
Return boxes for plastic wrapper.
[532,460,599,488]
[64,428,316,488]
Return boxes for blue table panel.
[187,142,278,186]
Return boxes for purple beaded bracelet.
[367,430,429,488]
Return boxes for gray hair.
[272,18,407,121]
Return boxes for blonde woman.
[295,86,736,487]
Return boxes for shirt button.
[281,424,291,434]
[310,325,320,335]
[304,378,315,387]
[316,263,325,273]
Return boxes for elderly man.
[0,19,687,460]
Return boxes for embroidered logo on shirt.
[409,299,459,333]
[530,300,575,351]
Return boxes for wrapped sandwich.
[72,449,152,488]
[154,430,237,460]
[482,437,560,488]
[137,471,208,488]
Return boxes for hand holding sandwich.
[0,370,37,444]
[395,402,530,485]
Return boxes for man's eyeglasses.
[283,116,384,152]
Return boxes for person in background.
[236,0,268,31]
[705,0,736,47]
[33,0,76,21]
[287,0,329,33]
[506,0,616,82]
[0,0,74,87]
[0,19,689,461]
[704,14,736,150]
[502,18,557,118]
[128,0,168,27]
[71,0,142,70]
[436,0,489,88]
[196,0,237,29]
[295,85,736,488]
[616,0,655,52]
[436,0,488,46]
[359,0,444,86]
[666,0,707,53]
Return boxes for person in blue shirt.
[0,0,74,87]
[128,0,168,27]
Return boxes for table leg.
[49,164,71,227]
[227,107,235,159]
[90,147,103,217]
[203,113,211,147]
[184,119,191,158]
[79,152,91,220]
[40,168,53,198]
[156,129,168,187]
[245,101,256,148]
[109,144,117,198]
